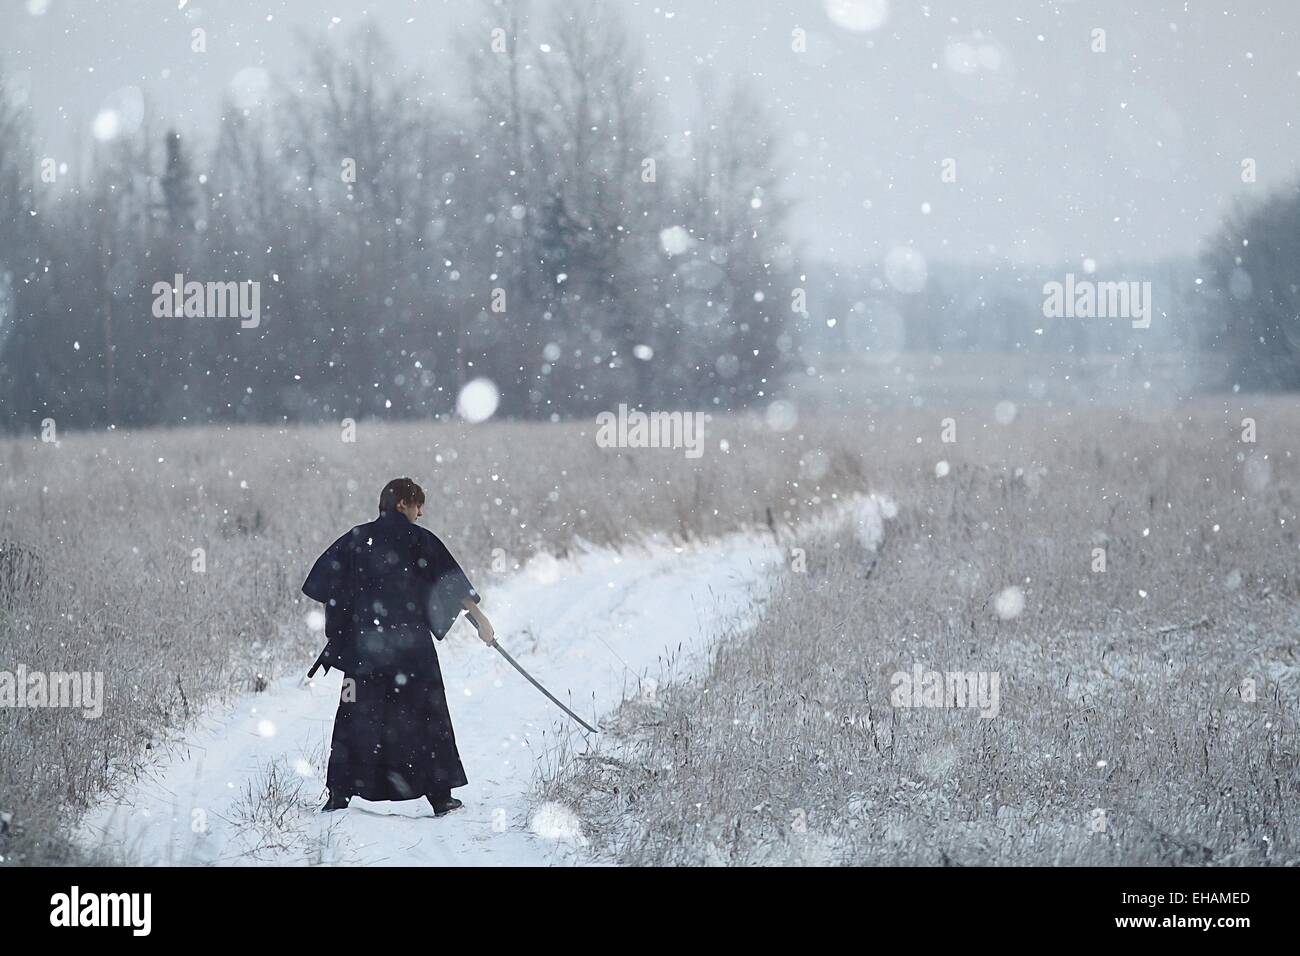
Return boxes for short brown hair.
[379,477,425,514]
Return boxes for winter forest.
[2,0,1300,883]
[1,3,794,427]
[3,2,1300,430]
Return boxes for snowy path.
[80,533,785,866]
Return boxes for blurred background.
[1,0,1298,429]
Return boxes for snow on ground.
[81,495,892,866]
[80,531,787,866]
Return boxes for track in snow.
[81,533,783,866]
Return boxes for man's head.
[378,477,425,523]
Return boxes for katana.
[487,638,600,735]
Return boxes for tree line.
[1196,178,1300,390]
[0,0,796,433]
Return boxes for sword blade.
[492,642,600,734]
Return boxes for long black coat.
[302,510,479,801]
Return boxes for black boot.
[429,792,463,816]
[320,790,351,812]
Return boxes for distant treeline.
[3,3,1295,436]
[798,254,1222,367]
[0,0,795,433]
[797,210,1300,394]
[1197,179,1300,390]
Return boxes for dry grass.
[0,415,864,864]
[226,751,331,863]
[7,398,1300,866]
[543,399,1300,865]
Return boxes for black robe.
[302,510,479,802]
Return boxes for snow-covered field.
[80,533,785,866]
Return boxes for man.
[302,477,496,816]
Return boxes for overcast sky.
[5,0,1296,269]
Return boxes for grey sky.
[5,0,1295,269]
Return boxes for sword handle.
[307,650,329,678]
[463,611,496,645]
